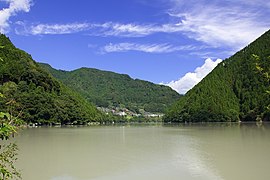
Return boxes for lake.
[14,123,270,180]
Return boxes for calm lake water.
[14,123,270,180]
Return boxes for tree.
[253,54,270,120]
[0,91,22,180]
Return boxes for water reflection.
[168,132,224,180]
[15,123,270,180]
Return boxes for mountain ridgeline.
[39,63,181,114]
[165,29,270,123]
[0,34,104,125]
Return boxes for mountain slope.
[39,63,181,114]
[0,34,103,124]
[165,30,270,122]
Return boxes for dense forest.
[164,29,270,123]
[0,34,104,125]
[39,63,181,114]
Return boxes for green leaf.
[0,112,9,118]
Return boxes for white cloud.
[101,42,201,54]
[16,21,183,37]
[97,22,186,37]
[30,23,90,35]
[168,0,270,50]
[163,58,222,94]
[225,0,270,9]
[0,0,32,33]
[16,22,91,35]
[96,22,158,37]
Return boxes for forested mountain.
[0,34,104,125]
[165,29,270,123]
[39,63,181,114]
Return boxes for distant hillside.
[164,29,270,122]
[0,34,104,125]
[39,63,181,114]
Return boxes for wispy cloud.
[168,0,270,50]
[16,21,183,37]
[16,22,90,35]
[93,22,158,37]
[94,22,188,37]
[0,0,32,33]
[224,0,270,9]
[162,58,222,94]
[31,23,90,35]
[101,42,201,54]
[189,50,236,59]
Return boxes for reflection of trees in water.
[239,122,270,138]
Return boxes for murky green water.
[14,123,270,180]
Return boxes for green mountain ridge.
[164,29,270,122]
[39,63,181,114]
[0,34,104,125]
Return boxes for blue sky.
[0,0,270,94]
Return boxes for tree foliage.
[254,54,270,112]
[0,143,20,180]
[0,91,21,180]
[39,63,181,113]
[164,29,270,122]
[0,34,104,125]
